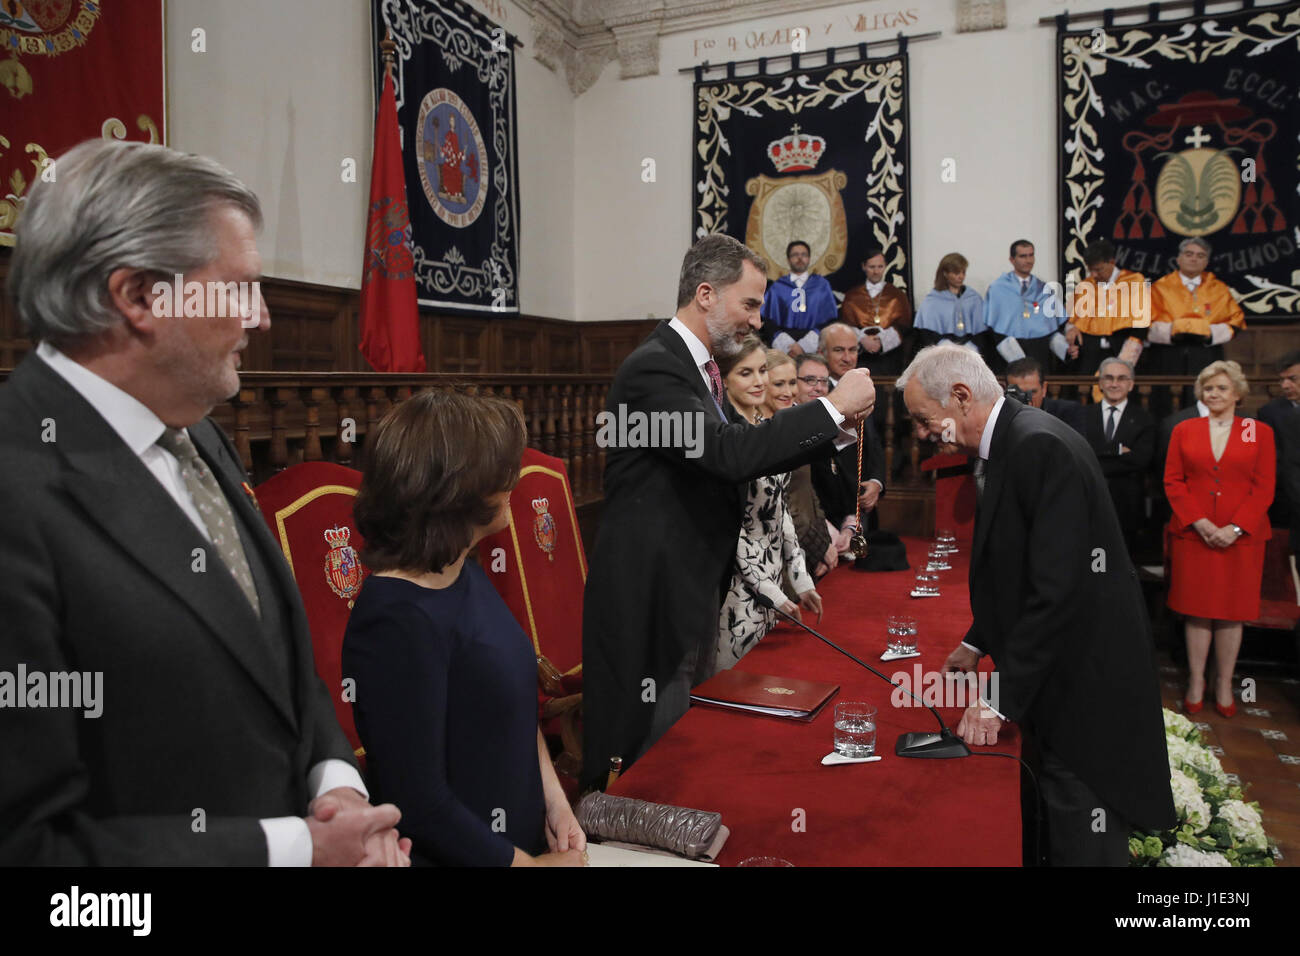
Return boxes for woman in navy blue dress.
[343,390,585,866]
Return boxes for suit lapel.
[20,357,299,731]
[971,400,1019,562]
[654,322,727,423]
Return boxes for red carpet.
[607,536,1022,866]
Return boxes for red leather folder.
[690,670,839,721]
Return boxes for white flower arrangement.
[1169,767,1211,833]
[1129,708,1274,867]
[1217,800,1267,851]
[1159,843,1232,867]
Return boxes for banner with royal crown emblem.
[1,0,165,244]
[692,45,914,296]
[1057,2,1300,318]
[371,0,520,314]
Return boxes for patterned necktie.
[973,457,987,501]
[703,359,724,408]
[1105,405,1118,442]
[157,427,261,617]
[1020,277,1029,295]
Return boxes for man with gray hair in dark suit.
[0,138,410,865]
[899,342,1174,865]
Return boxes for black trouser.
[1022,735,1131,866]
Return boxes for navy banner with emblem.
[1057,2,1300,318]
[692,44,913,296]
[372,0,520,314]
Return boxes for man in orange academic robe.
[840,247,912,468]
[1146,237,1245,377]
[1065,239,1150,374]
[839,247,913,377]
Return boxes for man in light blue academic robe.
[985,239,1072,373]
[761,240,839,354]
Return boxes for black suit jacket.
[1042,396,1087,437]
[0,354,355,864]
[809,417,885,528]
[1085,401,1155,480]
[1275,406,1300,555]
[581,322,839,788]
[966,400,1175,830]
[1257,396,1296,523]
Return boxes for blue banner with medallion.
[372,0,520,314]
[692,42,914,296]
[1057,2,1300,318]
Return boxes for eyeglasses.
[797,376,831,387]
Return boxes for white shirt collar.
[35,341,169,455]
[1099,265,1120,286]
[667,315,713,369]
[1103,397,1128,416]
[1180,272,1202,291]
[790,271,808,287]
[1014,272,1033,286]
[1196,400,1209,417]
[865,279,885,296]
[978,396,1007,461]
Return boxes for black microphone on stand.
[751,591,970,758]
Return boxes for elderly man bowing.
[897,343,1173,866]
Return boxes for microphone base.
[894,729,972,759]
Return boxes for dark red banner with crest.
[1057,2,1300,318]
[1,0,165,244]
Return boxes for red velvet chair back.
[478,448,587,680]
[254,462,368,763]
[922,452,977,544]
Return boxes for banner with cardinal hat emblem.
[1057,3,1300,317]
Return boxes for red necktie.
[703,359,724,407]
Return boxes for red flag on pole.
[359,50,426,373]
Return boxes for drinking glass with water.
[833,701,877,757]
[887,615,918,655]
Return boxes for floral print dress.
[714,437,815,671]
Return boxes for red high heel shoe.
[1184,697,1204,714]
[1214,700,1236,718]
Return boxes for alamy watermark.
[595,404,705,459]
[151,274,262,327]
[889,664,999,712]
[1,665,102,718]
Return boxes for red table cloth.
[607,536,1022,866]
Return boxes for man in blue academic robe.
[760,240,838,354]
[985,239,1073,374]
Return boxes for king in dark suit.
[0,139,407,866]
[900,343,1174,866]
[581,236,875,790]
[1084,358,1155,554]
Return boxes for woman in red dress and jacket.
[1164,360,1275,718]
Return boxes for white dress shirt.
[1180,272,1203,294]
[36,342,367,866]
[962,396,1008,721]
[865,279,886,297]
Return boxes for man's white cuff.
[878,326,902,353]
[995,336,1026,363]
[1049,332,1069,362]
[773,332,796,353]
[1147,322,1173,345]
[1210,322,1233,346]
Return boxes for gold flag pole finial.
[380,27,397,79]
